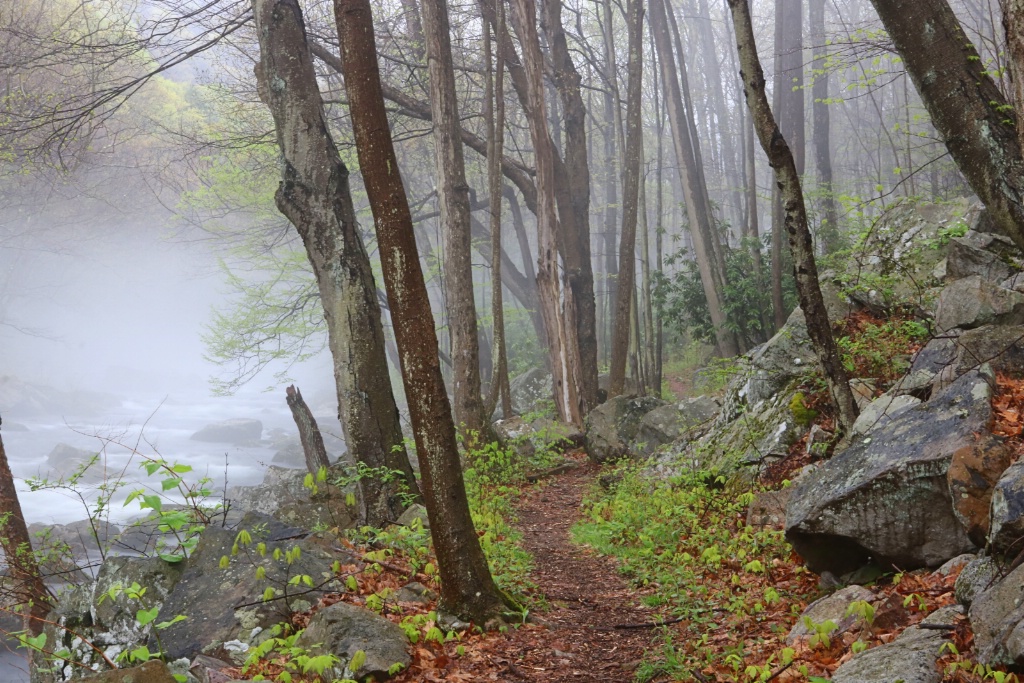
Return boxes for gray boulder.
[190,418,263,444]
[831,605,962,683]
[295,602,410,681]
[739,308,815,409]
[492,416,536,460]
[989,459,1024,553]
[77,661,180,683]
[635,397,719,455]
[506,368,553,418]
[934,275,1024,332]
[946,231,1019,283]
[155,512,350,662]
[786,585,875,645]
[955,556,998,608]
[952,325,1024,377]
[970,560,1024,665]
[396,503,429,529]
[227,465,358,532]
[528,418,584,452]
[598,373,639,399]
[91,556,186,648]
[584,395,666,463]
[851,393,921,435]
[45,443,100,479]
[785,368,991,575]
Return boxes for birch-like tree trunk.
[420,0,488,437]
[252,0,419,528]
[333,0,510,624]
[728,0,860,434]
[608,0,644,398]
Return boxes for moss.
[789,392,819,427]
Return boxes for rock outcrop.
[584,395,665,463]
[190,418,263,444]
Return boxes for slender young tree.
[608,0,644,397]
[482,1,512,420]
[1003,1,1024,154]
[251,0,418,528]
[419,0,488,436]
[333,0,510,624]
[809,0,839,252]
[728,0,860,434]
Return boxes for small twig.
[691,669,714,683]
[613,616,685,629]
[765,661,794,681]
[526,463,577,482]
[919,623,957,630]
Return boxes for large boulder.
[948,436,1014,546]
[988,459,1024,553]
[506,368,553,418]
[492,416,536,460]
[934,276,1024,332]
[850,393,921,435]
[79,661,179,683]
[830,605,962,683]
[295,602,410,681]
[785,368,991,575]
[154,513,349,662]
[970,561,1024,665]
[189,418,263,444]
[584,395,666,463]
[738,308,815,409]
[227,465,359,531]
[33,557,185,681]
[946,231,1019,283]
[635,397,719,456]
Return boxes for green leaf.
[349,650,366,672]
[155,615,187,630]
[129,645,151,662]
[161,478,181,491]
[171,464,193,473]
[136,606,159,626]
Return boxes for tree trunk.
[601,0,622,368]
[0,420,52,635]
[540,0,600,414]
[252,0,419,528]
[1003,0,1024,154]
[608,0,644,398]
[333,0,510,624]
[867,0,1024,249]
[728,0,860,435]
[509,0,584,426]
[809,0,839,252]
[285,385,331,476]
[483,3,512,420]
[420,0,488,437]
[649,0,739,357]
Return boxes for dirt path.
[464,454,661,682]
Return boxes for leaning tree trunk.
[285,385,331,475]
[420,0,489,437]
[252,0,419,528]
[649,0,739,357]
[608,0,644,398]
[0,419,52,635]
[868,0,1024,249]
[333,0,510,625]
[728,0,860,435]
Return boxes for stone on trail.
[492,416,536,460]
[584,394,665,463]
[635,396,719,456]
[785,368,991,575]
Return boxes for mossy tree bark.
[252,0,419,528]
[728,0,861,434]
[333,0,510,624]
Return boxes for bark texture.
[728,0,860,434]
[0,418,52,635]
[1001,0,1024,154]
[420,0,487,435]
[252,0,418,528]
[809,0,839,251]
[868,0,1024,249]
[333,0,509,624]
[608,0,644,397]
[285,385,331,475]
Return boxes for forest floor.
[393,450,663,682]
